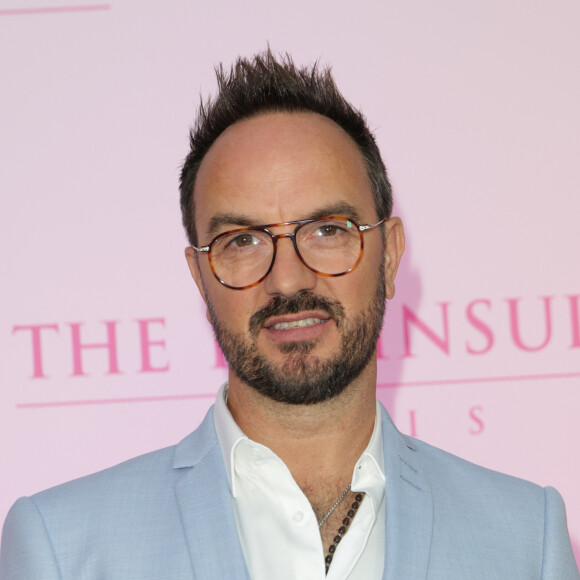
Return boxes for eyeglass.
[191,215,384,290]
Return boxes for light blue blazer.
[1,404,578,579]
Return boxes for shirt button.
[292,511,304,522]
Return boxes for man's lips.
[262,311,333,343]
[264,313,330,331]
[248,291,344,337]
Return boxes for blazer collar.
[380,404,433,579]
[172,404,433,579]
[173,407,251,580]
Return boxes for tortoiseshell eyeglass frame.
[191,215,385,290]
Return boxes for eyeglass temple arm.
[359,218,385,232]
[191,245,210,253]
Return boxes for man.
[1,50,578,579]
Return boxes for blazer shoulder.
[380,402,543,498]
[1,407,227,579]
[27,404,218,513]
[410,435,544,496]
[389,433,578,577]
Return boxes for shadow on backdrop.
[376,204,422,423]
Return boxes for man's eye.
[316,225,341,236]
[231,233,259,247]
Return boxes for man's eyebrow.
[206,213,259,239]
[303,202,363,223]
[205,202,364,239]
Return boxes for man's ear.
[383,217,405,299]
[184,247,212,323]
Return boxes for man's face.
[186,112,402,404]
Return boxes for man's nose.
[262,235,317,297]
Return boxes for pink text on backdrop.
[11,295,579,378]
[382,407,485,438]
[399,295,579,358]
[12,318,170,378]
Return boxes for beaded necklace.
[321,491,365,574]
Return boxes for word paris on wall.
[11,294,579,380]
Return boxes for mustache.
[249,291,345,336]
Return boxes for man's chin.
[277,340,317,355]
[256,347,326,381]
[266,342,341,379]
[234,350,352,406]
[280,353,326,378]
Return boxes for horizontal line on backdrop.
[17,392,213,409]
[16,370,580,409]
[377,370,580,389]
[0,4,110,16]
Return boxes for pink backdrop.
[1,0,579,565]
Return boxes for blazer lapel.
[173,407,251,580]
[380,405,433,579]
[172,404,433,579]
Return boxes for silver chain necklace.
[318,484,351,528]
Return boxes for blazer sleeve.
[542,486,580,579]
[0,497,62,580]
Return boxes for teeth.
[271,317,325,330]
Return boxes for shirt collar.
[214,383,247,495]
[214,383,386,504]
[351,400,386,514]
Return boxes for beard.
[205,266,386,405]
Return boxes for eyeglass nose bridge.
[267,230,311,273]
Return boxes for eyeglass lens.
[210,218,362,288]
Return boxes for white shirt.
[213,384,386,580]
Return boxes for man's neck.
[226,362,377,494]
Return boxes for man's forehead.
[195,112,367,184]
[192,111,375,237]
[211,110,356,152]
